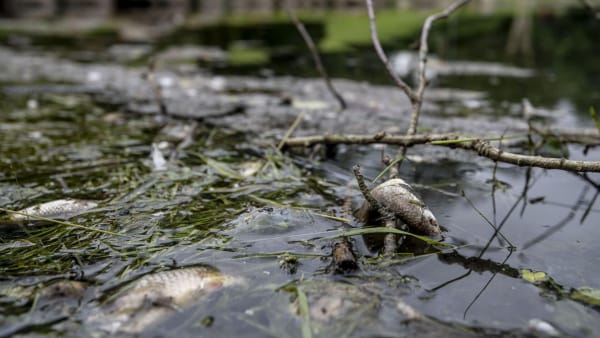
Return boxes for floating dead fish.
[7,199,98,222]
[291,281,380,326]
[98,266,243,334]
[357,179,441,236]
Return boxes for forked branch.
[364,0,470,135]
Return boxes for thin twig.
[410,0,471,134]
[147,57,168,115]
[287,7,347,110]
[364,0,417,103]
[365,0,470,173]
[283,133,600,173]
[352,164,398,254]
[352,164,394,219]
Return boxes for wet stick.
[365,0,470,170]
[284,133,600,173]
[353,164,397,255]
[287,6,346,111]
[331,238,358,273]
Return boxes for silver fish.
[358,179,441,235]
[9,198,98,222]
[99,266,243,334]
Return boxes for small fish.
[8,198,98,222]
[358,179,441,235]
[100,266,243,334]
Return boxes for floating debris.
[357,179,441,236]
[7,199,99,222]
[527,319,561,337]
[97,266,243,334]
[289,280,380,333]
[330,239,358,273]
[391,51,535,80]
[150,143,168,171]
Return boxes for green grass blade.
[195,155,244,180]
[372,157,402,183]
[296,287,313,338]
[321,227,449,247]
[278,110,305,151]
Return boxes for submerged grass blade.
[321,227,450,247]
[296,287,313,338]
[0,207,124,237]
[188,152,244,180]
[372,157,402,183]
[204,157,245,180]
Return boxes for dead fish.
[8,199,98,222]
[100,266,243,334]
[292,281,379,324]
[357,179,441,235]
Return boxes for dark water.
[1,7,600,338]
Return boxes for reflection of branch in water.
[581,190,599,224]
[522,186,589,250]
[491,161,499,231]
[462,191,512,246]
[438,251,519,278]
[429,251,517,294]
[519,167,532,217]
[462,250,513,319]
[429,250,518,312]
[477,169,543,258]
[570,172,600,223]
[427,270,471,293]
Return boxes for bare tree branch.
[364,0,470,176]
[364,0,417,103]
[410,0,471,134]
[286,6,347,110]
[283,133,600,173]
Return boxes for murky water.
[1,7,600,338]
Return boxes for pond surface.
[1,7,600,338]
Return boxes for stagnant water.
[1,8,600,338]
